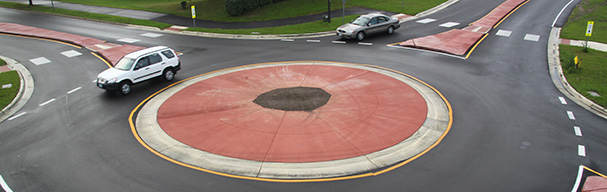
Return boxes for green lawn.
[57,0,445,22]
[559,0,607,108]
[560,45,607,107]
[0,70,20,111]
[560,0,606,44]
[187,15,359,34]
[0,1,172,29]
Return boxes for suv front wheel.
[162,68,175,81]
[119,81,132,95]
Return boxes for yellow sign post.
[191,5,196,28]
[585,21,594,48]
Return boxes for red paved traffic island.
[135,61,450,179]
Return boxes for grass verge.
[57,0,445,22]
[0,1,172,29]
[560,0,606,44]
[559,45,607,108]
[186,15,359,35]
[0,70,20,111]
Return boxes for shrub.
[225,0,282,16]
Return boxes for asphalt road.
[1,0,606,191]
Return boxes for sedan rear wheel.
[387,26,395,35]
[356,31,365,41]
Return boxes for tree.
[29,0,33,6]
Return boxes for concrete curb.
[0,55,34,123]
[547,27,607,119]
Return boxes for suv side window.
[135,56,150,70]
[149,53,162,64]
[161,50,175,58]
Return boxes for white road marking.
[8,112,26,121]
[358,42,373,46]
[140,33,163,38]
[0,174,13,192]
[39,98,56,107]
[559,97,567,105]
[332,41,346,44]
[496,29,512,37]
[524,34,540,42]
[578,145,586,157]
[280,39,295,42]
[117,38,140,43]
[571,165,584,192]
[567,111,576,120]
[29,57,51,65]
[439,22,459,28]
[553,0,576,27]
[67,87,82,94]
[60,50,82,58]
[416,18,437,24]
[574,126,582,137]
[306,40,321,43]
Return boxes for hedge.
[225,0,283,16]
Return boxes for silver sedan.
[336,13,401,41]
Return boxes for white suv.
[96,46,181,95]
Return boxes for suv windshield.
[114,57,136,71]
[351,16,371,26]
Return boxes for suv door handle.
[161,62,166,65]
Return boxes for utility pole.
[327,0,331,23]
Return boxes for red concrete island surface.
[156,65,428,163]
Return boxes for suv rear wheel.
[162,68,175,81]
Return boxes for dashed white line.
[140,33,163,38]
[439,22,459,28]
[0,174,13,192]
[567,111,576,120]
[416,18,437,24]
[29,57,51,65]
[574,126,583,137]
[559,96,567,105]
[281,39,295,42]
[306,40,321,43]
[332,41,346,44]
[67,87,82,94]
[524,34,540,42]
[117,38,140,43]
[39,98,56,107]
[496,29,512,37]
[578,145,586,157]
[358,42,373,46]
[60,50,82,58]
[8,112,26,121]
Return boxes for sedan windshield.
[351,16,370,26]
[114,57,135,71]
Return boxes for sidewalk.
[0,0,391,29]
[560,39,607,52]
